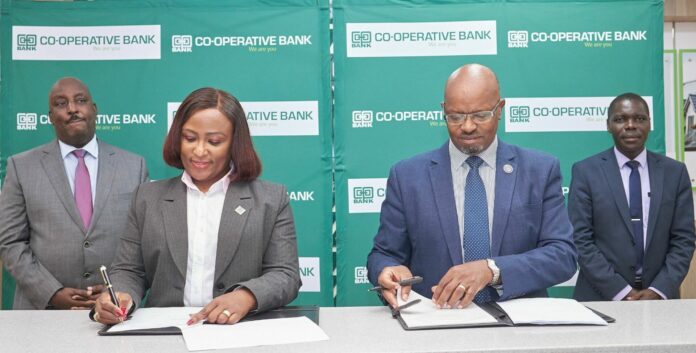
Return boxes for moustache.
[67,115,85,124]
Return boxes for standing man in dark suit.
[570,93,695,301]
[367,64,577,309]
[0,77,149,309]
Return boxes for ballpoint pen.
[368,276,423,291]
[99,265,121,309]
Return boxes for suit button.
[83,241,91,248]
[216,283,225,290]
[630,266,636,271]
[83,272,91,278]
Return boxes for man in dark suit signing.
[0,77,149,309]
[367,64,577,309]
[569,93,695,301]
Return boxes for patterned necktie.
[626,160,644,273]
[73,149,93,230]
[464,156,498,303]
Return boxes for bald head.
[48,77,92,105]
[442,64,504,155]
[444,64,500,108]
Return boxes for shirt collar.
[181,168,233,194]
[614,146,647,169]
[59,135,99,159]
[449,136,498,170]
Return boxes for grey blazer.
[109,176,301,312]
[0,139,149,309]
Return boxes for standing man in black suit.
[569,93,695,301]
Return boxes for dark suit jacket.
[367,141,577,300]
[109,176,301,312]
[0,139,148,309]
[569,148,695,300]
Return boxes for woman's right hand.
[94,291,133,324]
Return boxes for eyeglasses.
[444,100,503,125]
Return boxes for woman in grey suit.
[93,87,301,325]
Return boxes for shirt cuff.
[648,287,667,300]
[612,285,633,301]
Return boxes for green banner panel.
[334,0,664,306]
[1,0,333,308]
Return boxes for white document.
[106,307,202,333]
[497,298,608,326]
[180,316,329,351]
[395,290,499,328]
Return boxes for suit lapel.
[90,140,116,235]
[645,152,663,249]
[40,141,86,234]
[214,182,253,282]
[429,143,463,265]
[491,141,517,256]
[161,180,189,279]
[600,149,634,242]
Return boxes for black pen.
[99,265,120,308]
[368,276,423,291]
[391,299,422,318]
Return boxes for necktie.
[464,156,498,303]
[73,149,93,230]
[626,160,644,274]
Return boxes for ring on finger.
[221,309,232,318]
[457,284,467,292]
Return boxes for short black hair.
[608,93,650,118]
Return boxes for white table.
[2,300,696,352]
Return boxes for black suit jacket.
[569,148,695,300]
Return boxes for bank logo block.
[346,21,497,58]
[171,35,193,52]
[16,113,37,130]
[352,110,373,128]
[351,31,372,48]
[348,178,387,213]
[354,266,369,284]
[16,34,37,51]
[507,31,528,48]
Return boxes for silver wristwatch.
[486,258,501,285]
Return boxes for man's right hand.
[48,287,98,309]
[377,265,414,308]
[623,288,641,300]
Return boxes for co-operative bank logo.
[351,31,372,48]
[507,31,528,48]
[17,113,38,130]
[509,106,530,123]
[348,178,387,213]
[171,35,193,52]
[353,187,374,203]
[16,34,37,51]
[352,110,373,128]
[354,266,369,284]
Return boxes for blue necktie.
[464,156,498,303]
[626,160,644,274]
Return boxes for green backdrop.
[1,0,333,308]
[334,0,664,305]
[1,0,664,308]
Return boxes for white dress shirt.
[181,170,231,307]
[59,135,98,204]
[449,137,498,259]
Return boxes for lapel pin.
[503,164,514,174]
[235,206,246,215]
